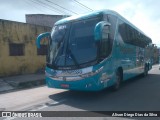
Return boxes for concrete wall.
[0,19,51,77]
[26,14,69,27]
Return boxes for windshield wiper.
[47,62,58,69]
[68,48,80,68]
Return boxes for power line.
[45,0,78,15]
[37,0,69,14]
[32,0,70,15]
[25,0,92,16]
[72,0,93,11]
[29,0,63,14]
[24,0,48,14]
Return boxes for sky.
[0,0,160,47]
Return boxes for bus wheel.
[143,65,148,77]
[113,70,122,91]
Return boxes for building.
[26,14,69,27]
[0,19,51,77]
[152,44,159,64]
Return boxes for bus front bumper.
[45,76,107,91]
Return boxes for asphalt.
[0,73,45,94]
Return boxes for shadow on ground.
[48,73,160,117]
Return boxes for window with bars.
[9,43,25,56]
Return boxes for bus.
[36,9,152,91]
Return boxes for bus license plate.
[61,84,69,88]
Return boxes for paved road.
[25,65,160,111]
[0,65,160,120]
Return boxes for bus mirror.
[94,21,111,41]
[102,25,110,40]
[36,32,50,48]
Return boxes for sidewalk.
[0,74,45,93]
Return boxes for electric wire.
[72,0,93,11]
[29,0,63,14]
[24,0,49,14]
[31,0,70,15]
[37,0,69,14]
[25,0,93,16]
[45,0,78,15]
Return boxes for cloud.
[101,0,160,46]
[0,0,159,46]
[0,0,39,22]
[127,1,160,46]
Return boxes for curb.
[7,79,46,88]
[0,78,46,94]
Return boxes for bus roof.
[54,10,104,25]
[55,9,152,43]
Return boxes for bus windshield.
[47,17,101,69]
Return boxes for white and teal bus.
[36,10,152,91]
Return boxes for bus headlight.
[80,67,103,78]
[45,71,52,77]
[100,73,111,83]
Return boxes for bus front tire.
[112,71,122,91]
